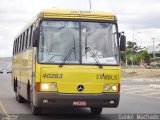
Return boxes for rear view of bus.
[12,9,126,115]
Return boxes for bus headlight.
[104,85,110,91]
[112,85,117,91]
[50,83,56,90]
[41,83,49,90]
[41,83,57,91]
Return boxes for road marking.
[141,93,160,99]
[125,88,157,94]
[0,101,7,115]
[121,86,148,92]
[143,92,160,96]
[122,87,147,92]
[124,90,147,94]
[122,85,160,100]
[0,101,9,119]
[121,85,147,89]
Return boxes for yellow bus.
[12,9,126,115]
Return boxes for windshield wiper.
[59,47,75,67]
[85,36,88,59]
[84,35,102,68]
[49,55,61,62]
[85,46,103,69]
[59,37,76,68]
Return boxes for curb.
[149,84,160,89]
[121,78,144,81]
[121,78,160,82]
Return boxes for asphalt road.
[0,73,160,120]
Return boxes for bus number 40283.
[42,74,63,79]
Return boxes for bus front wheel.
[90,107,102,115]
[31,105,41,115]
[30,92,41,115]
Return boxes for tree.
[121,41,150,65]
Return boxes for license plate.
[73,101,87,106]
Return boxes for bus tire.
[27,82,31,103]
[14,79,17,92]
[16,89,24,103]
[30,92,41,115]
[31,106,41,115]
[90,107,102,115]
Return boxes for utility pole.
[153,38,155,58]
[132,26,135,68]
[89,0,92,10]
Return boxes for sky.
[0,0,160,57]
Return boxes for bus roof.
[14,9,117,40]
[38,9,117,21]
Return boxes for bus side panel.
[30,47,38,105]
[12,54,21,92]
[12,49,33,100]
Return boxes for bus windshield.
[38,20,119,65]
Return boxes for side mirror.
[32,27,39,47]
[120,32,126,51]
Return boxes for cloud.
[0,0,160,57]
[103,0,160,47]
[104,0,160,29]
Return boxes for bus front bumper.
[34,92,120,108]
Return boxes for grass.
[121,68,160,78]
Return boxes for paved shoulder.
[121,84,160,99]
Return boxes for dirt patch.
[121,69,160,78]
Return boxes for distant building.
[0,57,12,71]
[146,45,160,54]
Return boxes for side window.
[27,28,31,48]
[17,38,19,53]
[29,26,33,47]
[18,38,20,52]
[21,34,23,51]
[25,30,28,49]
[23,32,26,50]
[22,33,25,50]
[15,39,18,53]
[16,38,18,53]
[19,36,21,51]
[13,41,15,54]
[16,38,19,53]
[14,24,35,53]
